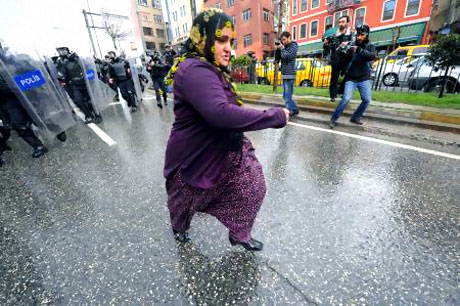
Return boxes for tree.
[102,13,131,51]
[426,34,460,98]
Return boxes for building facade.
[161,0,195,47]
[428,0,460,42]
[204,0,276,59]
[289,0,433,56]
[132,0,169,52]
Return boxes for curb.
[240,93,460,134]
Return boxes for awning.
[298,41,324,55]
[370,22,427,46]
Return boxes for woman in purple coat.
[164,8,289,251]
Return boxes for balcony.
[327,0,366,13]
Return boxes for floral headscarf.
[166,8,243,106]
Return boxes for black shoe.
[56,131,67,142]
[289,109,299,118]
[84,117,93,124]
[350,118,364,125]
[32,146,48,158]
[131,106,138,113]
[157,103,163,109]
[113,96,120,102]
[93,115,103,124]
[0,157,4,167]
[329,120,337,129]
[330,98,336,102]
[173,230,190,243]
[230,238,264,251]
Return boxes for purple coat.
[164,58,287,189]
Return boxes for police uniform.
[108,57,137,111]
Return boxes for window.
[182,5,186,17]
[154,15,162,24]
[293,26,297,40]
[173,11,178,21]
[382,0,396,21]
[160,43,166,50]
[310,20,318,37]
[143,27,153,36]
[300,0,307,12]
[326,0,333,3]
[300,23,307,38]
[292,0,297,15]
[325,16,333,31]
[406,0,420,16]
[152,0,161,8]
[137,0,148,6]
[175,27,180,37]
[232,15,236,25]
[227,0,235,7]
[157,29,165,38]
[142,13,151,21]
[216,1,221,9]
[263,9,270,22]
[145,41,156,50]
[311,0,319,9]
[243,34,252,47]
[354,7,365,28]
[263,33,270,45]
[412,47,428,55]
[243,9,251,21]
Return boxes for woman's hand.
[283,108,290,123]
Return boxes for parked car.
[231,68,249,83]
[407,58,460,93]
[375,56,425,86]
[255,58,331,88]
[372,44,429,69]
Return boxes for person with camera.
[323,16,353,102]
[147,51,169,108]
[275,31,299,117]
[328,25,376,129]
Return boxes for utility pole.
[273,0,284,92]
[83,9,98,57]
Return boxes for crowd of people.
[0,41,179,167]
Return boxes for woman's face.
[214,27,233,67]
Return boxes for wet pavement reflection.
[1,100,459,304]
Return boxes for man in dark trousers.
[147,51,168,108]
[329,25,376,129]
[275,31,299,117]
[323,16,353,102]
[107,51,138,112]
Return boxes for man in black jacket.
[147,52,168,108]
[323,16,353,102]
[329,25,376,129]
[275,31,299,117]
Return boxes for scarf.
[165,8,243,106]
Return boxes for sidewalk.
[240,92,460,135]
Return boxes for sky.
[0,0,137,58]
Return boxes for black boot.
[84,116,94,124]
[173,230,190,243]
[93,114,103,124]
[0,156,4,167]
[32,146,48,158]
[229,238,264,251]
[157,102,163,109]
[56,131,67,142]
[163,94,168,105]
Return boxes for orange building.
[289,0,433,56]
[204,0,275,59]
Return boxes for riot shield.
[128,57,144,104]
[0,49,76,139]
[43,56,75,107]
[80,56,117,114]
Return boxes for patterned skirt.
[166,137,267,243]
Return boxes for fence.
[230,55,460,95]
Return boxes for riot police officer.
[55,47,102,124]
[101,54,119,101]
[0,75,48,158]
[107,51,137,112]
[147,51,168,108]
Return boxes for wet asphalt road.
[1,97,460,305]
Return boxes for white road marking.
[74,109,117,147]
[288,122,460,161]
[109,102,122,106]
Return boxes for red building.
[204,0,275,59]
[289,0,433,56]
